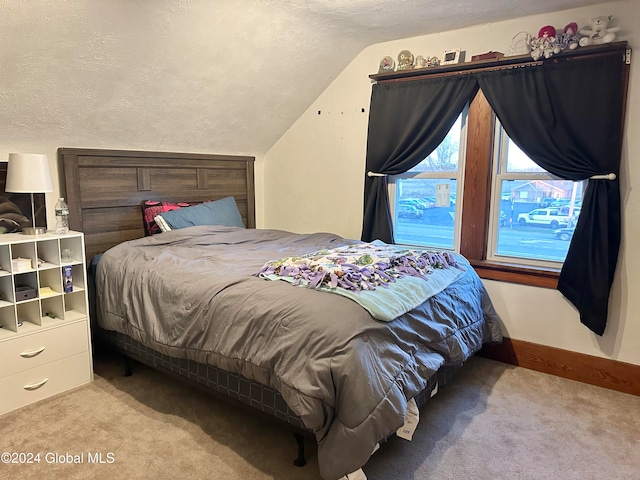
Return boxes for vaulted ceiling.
[1,0,615,156]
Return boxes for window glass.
[393,178,457,249]
[392,115,463,250]
[409,126,460,173]
[492,138,584,264]
[505,140,546,173]
[389,110,584,271]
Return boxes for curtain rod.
[367,171,616,180]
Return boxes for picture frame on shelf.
[442,48,462,65]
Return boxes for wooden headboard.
[58,148,255,261]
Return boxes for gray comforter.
[96,226,503,479]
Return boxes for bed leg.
[293,432,306,467]
[122,355,134,377]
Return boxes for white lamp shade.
[6,153,54,193]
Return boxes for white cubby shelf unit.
[0,231,89,339]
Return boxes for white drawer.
[0,351,91,415]
[0,320,89,378]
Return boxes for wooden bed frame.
[58,147,461,470]
[58,147,255,262]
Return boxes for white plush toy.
[579,15,620,46]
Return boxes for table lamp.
[5,153,54,235]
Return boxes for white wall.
[263,1,640,365]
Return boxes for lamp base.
[21,227,47,235]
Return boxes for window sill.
[469,259,560,289]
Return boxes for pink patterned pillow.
[142,200,196,235]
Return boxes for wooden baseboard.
[478,337,640,397]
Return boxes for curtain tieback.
[589,173,616,180]
[367,171,388,177]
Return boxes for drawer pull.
[23,378,49,390]
[20,346,46,358]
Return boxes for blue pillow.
[157,197,244,230]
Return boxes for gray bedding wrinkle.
[95,225,503,480]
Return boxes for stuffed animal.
[579,16,620,46]
[530,25,560,60]
[556,22,580,51]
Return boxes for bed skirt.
[93,326,462,435]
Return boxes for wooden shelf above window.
[370,41,630,83]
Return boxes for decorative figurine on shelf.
[530,25,560,60]
[415,55,427,68]
[397,50,415,70]
[556,22,580,51]
[427,56,440,67]
[509,31,532,56]
[579,15,620,46]
[378,56,395,73]
[471,51,505,62]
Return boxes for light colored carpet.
[1,351,639,480]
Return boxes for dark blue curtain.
[362,49,627,335]
[478,54,625,335]
[362,76,479,243]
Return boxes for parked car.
[423,196,437,208]
[399,198,426,210]
[516,208,570,229]
[549,199,571,208]
[411,198,432,209]
[553,226,575,241]
[538,197,557,208]
[559,205,581,216]
[398,204,423,219]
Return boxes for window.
[368,45,628,330]
[390,91,581,288]
[488,126,585,267]
[391,114,465,251]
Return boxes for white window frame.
[487,122,575,269]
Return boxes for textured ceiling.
[0,0,616,155]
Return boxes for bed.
[59,147,503,480]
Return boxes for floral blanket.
[256,241,467,321]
